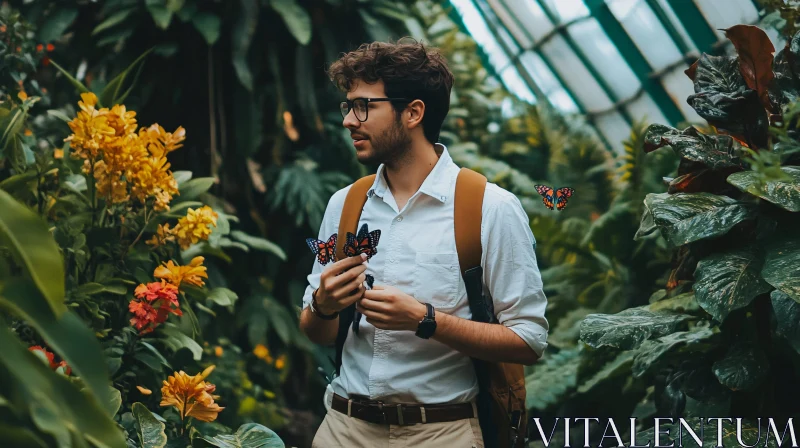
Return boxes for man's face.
[343,79,412,166]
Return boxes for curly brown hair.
[326,38,455,144]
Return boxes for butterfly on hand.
[344,223,381,260]
[306,233,338,266]
[535,185,575,211]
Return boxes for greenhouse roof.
[450,0,782,151]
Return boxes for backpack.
[332,167,527,448]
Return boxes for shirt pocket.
[413,252,460,310]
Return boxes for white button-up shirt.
[302,144,549,405]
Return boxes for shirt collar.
[368,143,453,203]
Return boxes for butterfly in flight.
[535,185,575,211]
[306,233,338,266]
[344,223,381,260]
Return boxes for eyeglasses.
[340,97,410,122]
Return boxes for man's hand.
[315,253,369,315]
[358,285,427,331]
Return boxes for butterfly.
[344,223,381,260]
[352,274,374,336]
[534,185,575,211]
[306,233,338,266]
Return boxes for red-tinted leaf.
[685,59,699,81]
[724,25,775,110]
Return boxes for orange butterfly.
[344,223,381,260]
[535,185,574,211]
[306,233,338,265]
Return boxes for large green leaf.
[132,403,167,448]
[632,326,720,377]
[712,340,769,391]
[200,423,285,448]
[192,12,221,45]
[761,235,800,301]
[727,166,800,212]
[0,326,126,448]
[231,0,259,91]
[771,289,800,354]
[576,351,634,394]
[38,7,79,43]
[640,192,755,247]
[580,307,694,350]
[0,190,66,316]
[269,0,311,45]
[0,279,115,407]
[158,323,203,360]
[175,177,216,202]
[229,231,287,260]
[524,347,580,411]
[693,246,771,322]
[643,124,744,169]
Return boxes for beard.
[356,117,412,166]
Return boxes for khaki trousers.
[311,402,485,448]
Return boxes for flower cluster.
[128,281,182,334]
[154,256,208,288]
[64,92,185,211]
[160,365,224,422]
[147,205,219,249]
[29,345,71,375]
[253,344,286,370]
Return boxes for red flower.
[29,345,56,368]
[129,281,182,334]
[46,43,55,52]
[36,44,43,52]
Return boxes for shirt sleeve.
[481,192,549,357]
[301,186,350,311]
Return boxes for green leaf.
[727,166,800,212]
[147,3,174,29]
[92,9,134,35]
[99,48,154,109]
[38,7,79,43]
[632,326,720,377]
[0,279,115,408]
[0,190,66,316]
[643,124,744,169]
[0,325,126,448]
[269,0,311,45]
[48,59,91,95]
[232,0,259,91]
[173,170,193,186]
[761,235,800,301]
[580,307,694,350]
[207,287,238,309]
[0,424,47,448]
[46,109,73,123]
[524,347,580,410]
[192,12,221,45]
[694,246,771,322]
[103,387,122,418]
[771,289,800,354]
[158,323,202,360]
[647,291,702,314]
[176,177,216,201]
[576,351,634,394]
[132,403,167,448]
[712,339,770,391]
[641,192,756,247]
[201,422,285,447]
[229,230,286,260]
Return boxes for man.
[299,38,549,447]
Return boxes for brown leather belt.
[331,393,475,425]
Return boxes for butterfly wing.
[321,233,338,264]
[344,224,380,260]
[555,187,575,211]
[343,231,358,258]
[368,229,381,248]
[534,184,555,210]
[306,233,338,265]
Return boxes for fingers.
[331,253,367,271]
[329,264,367,291]
[340,283,366,307]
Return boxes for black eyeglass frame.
[340,97,410,122]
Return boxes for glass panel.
[518,51,580,113]
[654,0,698,53]
[606,0,683,71]
[661,67,702,123]
[567,17,641,99]
[499,66,538,104]
[539,36,614,112]
[693,0,759,40]
[450,0,513,72]
[503,0,554,41]
[595,111,631,154]
[490,0,533,48]
[540,0,590,23]
[625,93,669,127]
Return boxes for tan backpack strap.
[335,174,376,261]
[454,168,487,274]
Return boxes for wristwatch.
[415,303,437,339]
[310,288,338,320]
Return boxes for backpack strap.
[333,174,376,375]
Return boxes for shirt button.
[396,216,403,222]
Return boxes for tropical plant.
[573,24,800,444]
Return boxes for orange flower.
[214,346,223,357]
[129,281,181,334]
[137,386,153,395]
[29,345,56,369]
[36,44,43,52]
[153,256,207,288]
[146,223,175,247]
[54,148,64,159]
[160,366,224,422]
[46,43,55,52]
[275,354,286,370]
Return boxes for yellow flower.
[154,256,207,288]
[160,366,224,422]
[18,91,27,101]
[146,223,175,247]
[214,346,223,357]
[172,206,218,249]
[253,344,269,360]
[275,354,286,370]
[137,386,152,395]
[54,148,64,159]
